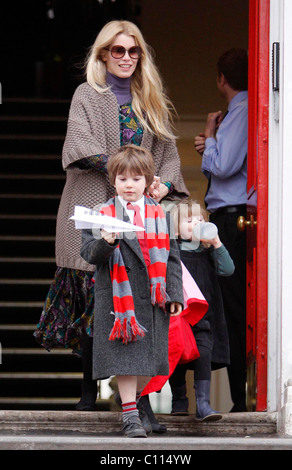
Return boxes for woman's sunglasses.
[105,45,142,60]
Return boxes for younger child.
[80,145,183,437]
[169,199,234,421]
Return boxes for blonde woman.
[34,20,189,420]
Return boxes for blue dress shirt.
[201,91,248,213]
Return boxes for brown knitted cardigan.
[55,82,189,272]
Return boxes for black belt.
[210,204,246,218]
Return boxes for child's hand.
[101,229,116,245]
[202,234,222,249]
[169,302,182,317]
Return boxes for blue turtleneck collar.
[106,71,132,105]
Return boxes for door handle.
[237,215,257,231]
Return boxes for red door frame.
[247,0,269,411]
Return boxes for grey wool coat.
[56,82,189,272]
[80,200,184,380]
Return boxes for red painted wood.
[255,0,269,412]
[247,0,269,411]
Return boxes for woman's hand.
[147,175,161,199]
[156,183,169,201]
[148,176,170,202]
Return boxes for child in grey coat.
[81,145,184,437]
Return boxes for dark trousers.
[210,208,247,410]
[169,325,212,390]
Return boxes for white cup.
[193,222,218,241]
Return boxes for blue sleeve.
[201,105,248,179]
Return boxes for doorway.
[244,0,269,412]
[140,0,269,413]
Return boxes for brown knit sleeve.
[152,136,189,201]
[62,84,108,170]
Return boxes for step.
[0,154,63,175]
[0,398,111,412]
[0,326,85,355]
[0,255,55,268]
[0,349,82,373]
[0,236,55,257]
[0,398,79,412]
[0,373,83,398]
[0,174,65,194]
[0,324,42,348]
[0,116,67,135]
[0,194,61,214]
[0,301,45,324]
[0,372,82,380]
[0,134,64,155]
[0,280,52,301]
[0,256,55,276]
[1,98,70,117]
[0,215,56,236]
[1,433,291,451]
[0,410,278,438]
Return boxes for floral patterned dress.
[33,103,143,355]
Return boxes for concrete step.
[0,214,56,237]
[0,236,55,257]
[0,193,60,214]
[0,279,53,301]
[0,174,65,194]
[0,116,67,135]
[1,434,291,450]
[0,410,290,450]
[1,98,70,117]
[0,301,45,324]
[0,348,82,373]
[0,134,64,155]
[0,154,62,175]
[0,410,277,436]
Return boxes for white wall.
[268,0,283,414]
[269,0,292,434]
[281,0,292,394]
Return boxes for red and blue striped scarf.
[99,196,170,344]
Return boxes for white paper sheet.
[70,205,145,232]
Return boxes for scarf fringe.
[109,313,147,344]
[150,282,168,308]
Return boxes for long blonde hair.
[85,20,176,140]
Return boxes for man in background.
[194,48,248,412]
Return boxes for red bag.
[142,314,200,396]
[178,316,199,364]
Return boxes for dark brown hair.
[217,48,248,91]
[107,144,155,188]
